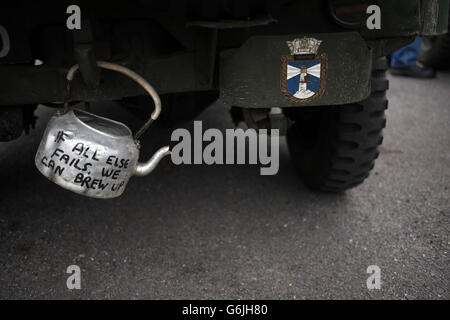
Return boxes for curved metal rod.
[65,61,161,140]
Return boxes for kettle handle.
[64,61,161,140]
[65,61,171,177]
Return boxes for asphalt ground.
[0,71,449,299]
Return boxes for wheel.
[418,8,450,69]
[0,104,37,142]
[285,58,388,192]
[120,91,219,128]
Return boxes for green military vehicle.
[0,0,448,192]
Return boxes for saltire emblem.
[281,37,327,103]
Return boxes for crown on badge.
[286,37,322,56]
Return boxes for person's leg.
[390,36,435,78]
[391,36,422,68]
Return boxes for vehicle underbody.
[0,0,448,192]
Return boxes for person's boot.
[389,61,436,78]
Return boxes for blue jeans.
[390,36,422,68]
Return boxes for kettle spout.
[134,146,171,176]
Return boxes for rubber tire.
[286,58,388,192]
